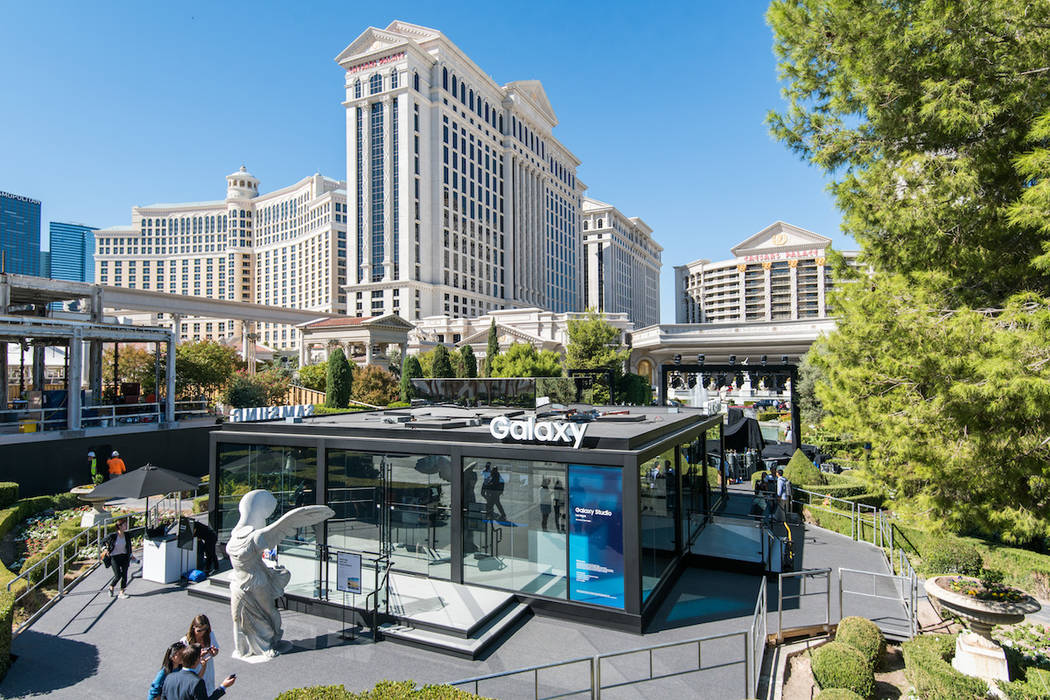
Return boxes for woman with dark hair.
[101,519,137,599]
[181,614,219,694]
[148,640,186,699]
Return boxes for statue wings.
[254,505,334,551]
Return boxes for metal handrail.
[838,566,917,638]
[7,513,142,637]
[453,656,595,700]
[778,568,832,643]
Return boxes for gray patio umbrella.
[87,464,201,534]
[88,464,201,500]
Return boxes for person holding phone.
[181,615,220,695]
[101,519,137,599]
[161,644,235,700]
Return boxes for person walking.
[181,615,220,695]
[161,644,236,700]
[107,450,127,480]
[101,519,137,598]
[776,468,792,520]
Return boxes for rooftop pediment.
[505,80,558,126]
[730,221,831,257]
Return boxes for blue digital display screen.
[568,464,625,609]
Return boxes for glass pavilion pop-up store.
[208,404,723,632]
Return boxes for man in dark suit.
[162,644,236,700]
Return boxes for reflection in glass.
[327,449,451,580]
[463,457,567,598]
[640,446,677,601]
[216,443,319,596]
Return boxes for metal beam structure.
[658,361,801,452]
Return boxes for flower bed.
[8,506,90,573]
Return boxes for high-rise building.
[335,21,585,321]
[49,222,98,283]
[0,191,42,277]
[674,221,859,324]
[581,197,661,328]
[94,168,347,350]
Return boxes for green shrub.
[924,540,983,576]
[193,496,209,514]
[275,686,352,700]
[274,681,487,699]
[816,690,864,700]
[784,449,824,486]
[835,617,885,670]
[0,507,20,540]
[811,641,874,698]
[756,409,781,422]
[0,483,18,509]
[0,589,12,681]
[901,634,988,700]
[1001,667,1050,699]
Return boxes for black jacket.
[161,668,226,700]
[103,531,132,557]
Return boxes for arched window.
[499,115,503,133]
[469,89,474,110]
[484,103,489,122]
[451,74,457,95]
[370,73,382,95]
[413,71,419,91]
[597,219,603,228]
[354,80,361,99]
[459,82,466,103]
[391,70,399,89]
[442,67,448,90]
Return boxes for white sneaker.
[118,592,129,600]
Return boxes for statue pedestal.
[952,632,1010,682]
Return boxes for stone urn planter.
[71,485,112,527]
[925,575,1041,682]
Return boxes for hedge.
[1001,667,1050,700]
[0,483,18,509]
[901,634,988,700]
[0,589,12,682]
[784,449,824,486]
[835,617,885,670]
[811,641,874,698]
[922,540,983,577]
[274,681,488,699]
[816,691,864,700]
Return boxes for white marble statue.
[226,489,333,661]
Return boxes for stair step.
[383,602,530,659]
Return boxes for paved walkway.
[2,522,904,699]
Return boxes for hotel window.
[413,71,419,91]
[354,79,361,99]
[391,69,398,89]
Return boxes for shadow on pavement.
[646,568,763,632]
[1,629,99,696]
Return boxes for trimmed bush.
[193,496,209,514]
[274,681,487,699]
[0,589,12,681]
[816,690,864,700]
[901,634,988,700]
[0,483,18,509]
[784,449,824,486]
[924,540,983,576]
[811,641,874,698]
[835,617,885,670]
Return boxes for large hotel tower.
[336,21,586,321]
[95,170,347,349]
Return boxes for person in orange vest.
[107,451,127,479]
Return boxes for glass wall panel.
[640,447,677,602]
[327,449,452,580]
[215,442,319,597]
[681,434,710,542]
[462,457,568,598]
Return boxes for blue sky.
[0,1,846,323]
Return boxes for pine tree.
[325,347,352,408]
[400,355,423,402]
[431,345,454,378]
[485,320,499,377]
[461,345,478,378]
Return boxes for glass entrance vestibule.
[208,407,724,631]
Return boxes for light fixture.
[761,354,768,367]
[729,355,736,366]
[673,354,682,365]
[781,355,789,365]
[697,354,705,366]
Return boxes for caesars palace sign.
[489,415,588,449]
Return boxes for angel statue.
[225,489,333,661]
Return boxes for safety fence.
[839,566,918,639]
[452,578,769,699]
[777,568,831,643]
[6,513,141,637]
